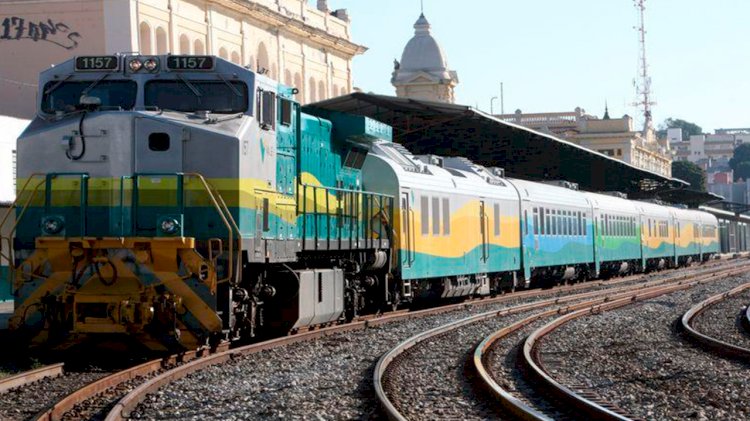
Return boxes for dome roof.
[399,14,449,71]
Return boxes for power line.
[0,76,37,88]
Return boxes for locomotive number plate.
[75,56,119,71]
[166,56,215,71]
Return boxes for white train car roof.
[697,209,719,226]
[582,191,640,214]
[671,207,703,222]
[632,200,673,219]
[506,178,590,209]
[367,143,518,201]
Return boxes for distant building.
[391,13,458,103]
[0,0,366,118]
[497,106,672,177]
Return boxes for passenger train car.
[0,54,719,351]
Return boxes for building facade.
[0,0,366,119]
[671,129,750,167]
[391,13,458,103]
[498,107,673,177]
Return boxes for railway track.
[0,259,744,420]
[0,346,223,421]
[473,263,750,421]
[374,262,750,421]
[681,282,750,360]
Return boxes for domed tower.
[391,13,459,103]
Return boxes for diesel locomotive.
[1,54,719,351]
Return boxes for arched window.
[139,22,152,55]
[308,77,316,103]
[333,85,340,98]
[219,47,228,59]
[230,51,240,65]
[284,70,292,86]
[193,39,205,55]
[294,73,303,101]
[257,42,270,73]
[155,27,168,54]
[179,34,190,54]
[318,81,326,101]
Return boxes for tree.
[734,162,750,182]
[672,160,706,191]
[729,143,750,174]
[657,118,703,140]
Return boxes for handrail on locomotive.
[0,171,242,296]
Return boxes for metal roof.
[307,93,688,197]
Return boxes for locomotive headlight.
[160,218,180,235]
[128,59,143,72]
[42,216,64,235]
[144,58,159,72]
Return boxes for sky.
[324,0,750,132]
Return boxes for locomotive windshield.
[41,80,137,113]
[144,80,249,114]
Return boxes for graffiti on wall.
[0,17,81,50]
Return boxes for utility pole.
[500,82,505,115]
[633,0,656,133]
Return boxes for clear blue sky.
[324,0,749,132]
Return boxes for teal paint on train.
[0,266,10,301]
[597,238,641,262]
[400,244,521,280]
[642,242,676,259]
[526,240,595,268]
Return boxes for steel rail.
[372,264,747,421]
[31,347,220,421]
[101,264,713,421]
[0,363,65,395]
[516,264,750,421]
[680,281,750,360]
[26,259,728,421]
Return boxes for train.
[0,54,719,351]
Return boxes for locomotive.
[1,54,719,351]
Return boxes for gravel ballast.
[691,288,750,350]
[126,263,744,420]
[540,274,750,421]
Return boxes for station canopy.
[308,93,691,199]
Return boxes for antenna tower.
[633,0,655,132]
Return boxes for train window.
[550,210,556,235]
[144,80,248,114]
[568,212,573,236]
[524,210,529,235]
[421,196,429,235]
[604,214,609,237]
[41,80,137,113]
[443,198,450,235]
[401,196,409,235]
[539,208,545,235]
[260,90,276,129]
[648,219,652,237]
[493,204,500,236]
[533,208,539,235]
[280,98,293,126]
[545,209,551,236]
[577,212,582,236]
[432,197,440,235]
[583,213,587,236]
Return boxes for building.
[0,0,366,119]
[391,13,458,103]
[497,107,673,177]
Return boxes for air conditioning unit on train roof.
[542,180,579,190]
[600,191,628,199]
[415,154,444,167]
